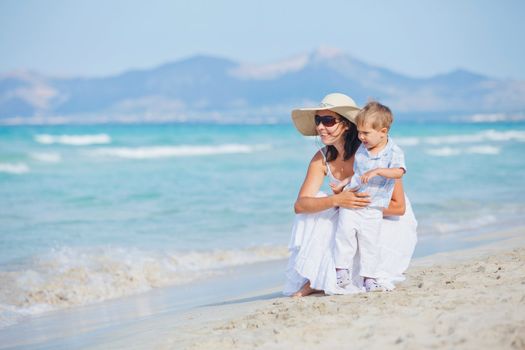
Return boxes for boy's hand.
[330,177,351,194]
[330,182,345,194]
[361,169,380,184]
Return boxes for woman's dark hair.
[325,114,361,162]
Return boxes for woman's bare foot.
[292,281,320,297]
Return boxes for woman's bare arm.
[294,152,332,213]
[294,152,371,214]
[383,179,406,216]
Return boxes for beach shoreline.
[137,228,525,350]
[1,227,524,349]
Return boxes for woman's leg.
[284,192,340,296]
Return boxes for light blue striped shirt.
[348,138,406,208]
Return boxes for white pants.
[334,207,383,278]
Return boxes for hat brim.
[291,106,361,136]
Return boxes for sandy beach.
[1,228,524,350]
[154,229,525,350]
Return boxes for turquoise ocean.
[1,121,525,326]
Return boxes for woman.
[283,93,417,297]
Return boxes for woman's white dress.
[283,151,418,295]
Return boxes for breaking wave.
[428,215,498,235]
[0,245,288,326]
[425,145,500,157]
[34,134,111,146]
[30,152,62,163]
[0,163,30,174]
[396,129,525,148]
[89,144,271,159]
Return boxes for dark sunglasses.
[314,115,339,127]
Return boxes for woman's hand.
[333,189,371,209]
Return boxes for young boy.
[331,101,406,292]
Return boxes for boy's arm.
[362,144,407,183]
[375,167,405,179]
[361,167,404,184]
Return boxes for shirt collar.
[364,137,393,159]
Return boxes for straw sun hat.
[291,93,361,136]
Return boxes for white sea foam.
[89,144,271,159]
[34,134,111,146]
[465,113,525,123]
[425,145,500,157]
[425,147,459,157]
[397,129,525,150]
[30,152,62,163]
[0,163,30,174]
[465,145,501,155]
[481,129,525,142]
[424,130,525,145]
[395,137,420,146]
[0,245,288,324]
[467,113,508,123]
[431,215,498,235]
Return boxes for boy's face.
[357,122,388,150]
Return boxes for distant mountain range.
[1,47,524,124]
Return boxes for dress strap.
[319,147,340,183]
[319,146,328,162]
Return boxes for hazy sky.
[1,0,524,79]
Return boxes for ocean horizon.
[1,120,525,328]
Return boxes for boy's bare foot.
[292,281,320,297]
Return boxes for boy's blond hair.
[355,101,393,131]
